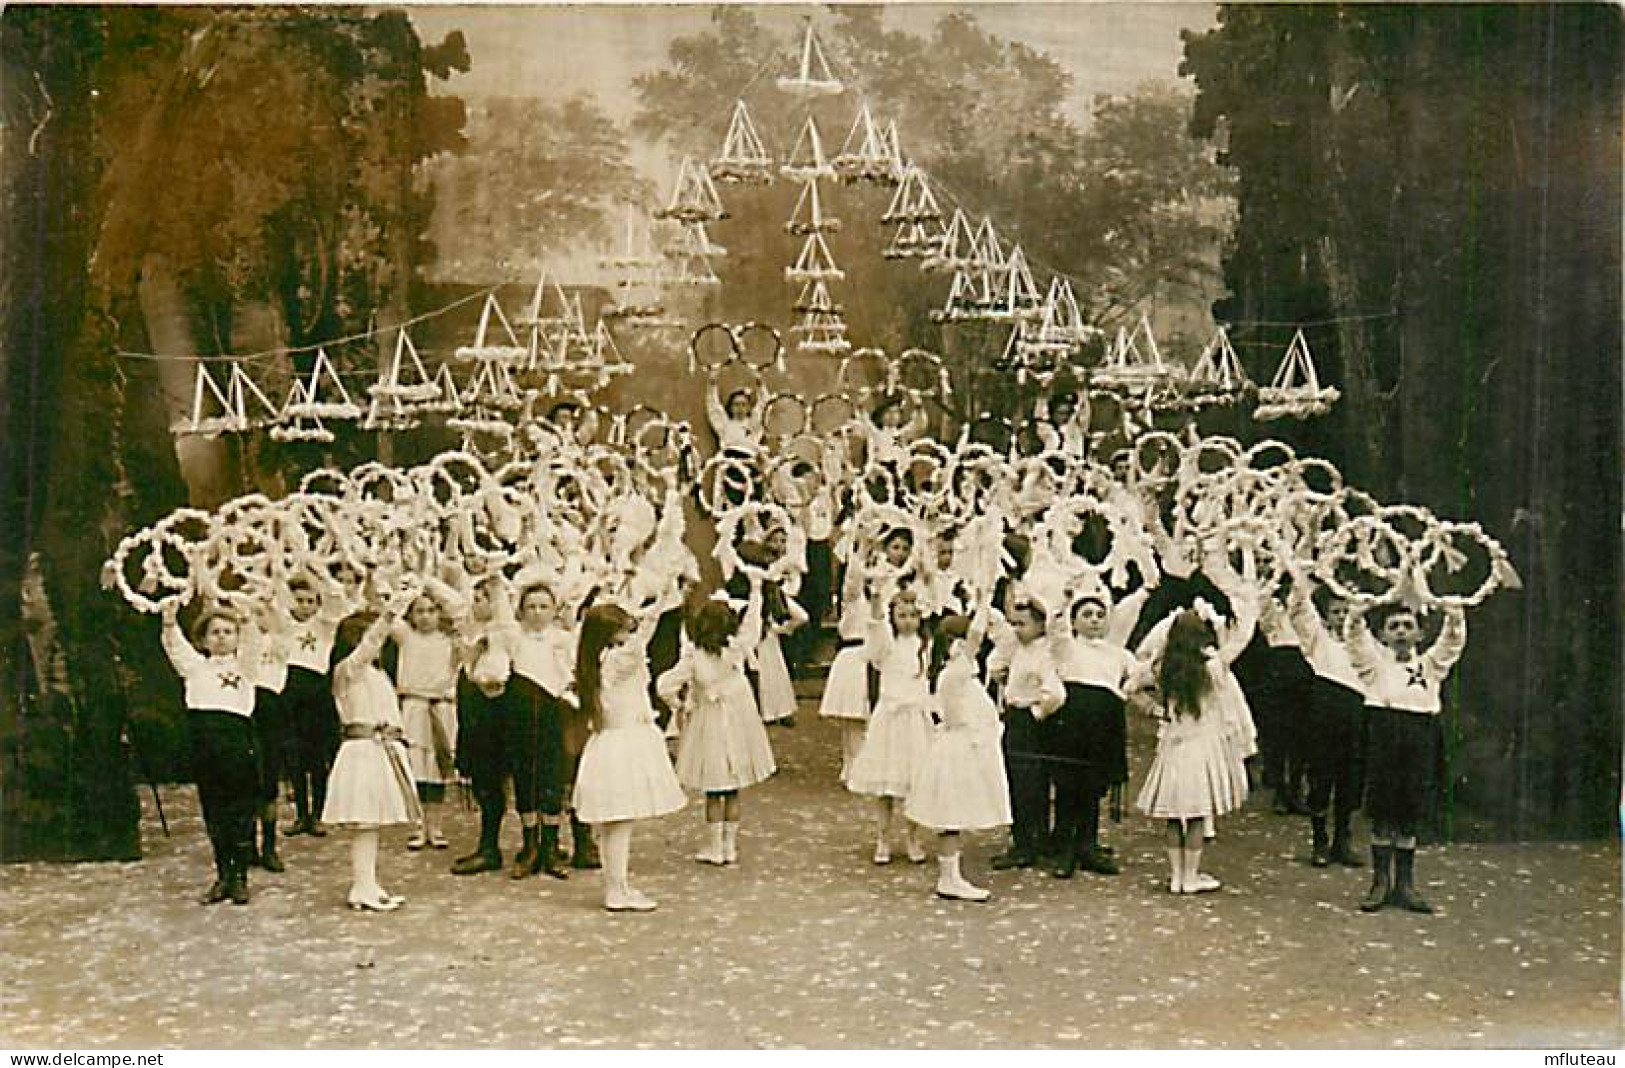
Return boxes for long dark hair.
[930,614,971,689]
[1158,610,1215,718]
[575,603,632,732]
[686,597,740,655]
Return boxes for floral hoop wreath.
[764,436,825,511]
[1132,430,1185,487]
[1313,513,1412,606]
[734,321,785,373]
[895,438,953,515]
[850,502,921,573]
[942,441,1006,520]
[1037,494,1159,591]
[108,526,195,613]
[762,391,811,441]
[697,447,761,518]
[835,348,889,402]
[690,321,740,373]
[856,457,900,510]
[713,500,798,580]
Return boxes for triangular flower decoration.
[786,179,841,235]
[776,20,844,96]
[370,329,440,403]
[177,363,239,437]
[781,117,835,181]
[655,157,727,224]
[711,100,774,184]
[832,103,895,184]
[929,268,981,322]
[793,278,844,315]
[230,363,281,430]
[668,221,728,260]
[1188,327,1249,391]
[1256,328,1339,420]
[996,246,1042,320]
[456,294,528,365]
[785,231,845,282]
[275,379,337,442]
[921,209,973,273]
[792,309,851,355]
[883,220,934,260]
[882,165,941,225]
[286,349,361,420]
[1093,315,1171,392]
[970,217,1005,271]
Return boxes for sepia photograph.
[0,0,1619,1051]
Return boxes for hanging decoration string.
[112,285,503,363]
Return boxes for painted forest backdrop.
[0,5,1618,861]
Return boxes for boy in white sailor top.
[1347,602,1467,913]
[987,595,1067,870]
[160,602,263,905]
[1287,573,1366,869]
[281,574,346,839]
[1049,580,1152,877]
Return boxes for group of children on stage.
[158,391,1468,917]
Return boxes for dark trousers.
[251,688,291,807]
[1002,706,1049,855]
[648,608,685,729]
[1306,678,1365,825]
[785,539,834,674]
[1364,706,1441,839]
[283,667,337,819]
[1244,645,1312,795]
[507,676,566,817]
[1046,684,1127,858]
[189,710,259,880]
[458,677,508,816]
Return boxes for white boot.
[721,822,739,865]
[936,852,990,902]
[1183,845,1220,893]
[1165,846,1185,895]
[695,821,726,866]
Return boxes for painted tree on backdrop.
[1182,4,1622,837]
[631,8,1231,422]
[0,6,467,861]
[425,95,649,282]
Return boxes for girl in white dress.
[324,586,423,912]
[819,526,916,780]
[1131,589,1258,895]
[907,603,1012,902]
[847,585,936,865]
[574,601,688,912]
[390,593,458,851]
[656,576,776,866]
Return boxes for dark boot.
[257,819,285,873]
[510,824,540,880]
[226,849,251,905]
[1359,844,1392,912]
[991,835,1037,870]
[570,816,601,870]
[200,849,230,905]
[1310,816,1330,868]
[452,805,503,875]
[1388,848,1434,914]
[538,823,569,879]
[1329,812,1364,868]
